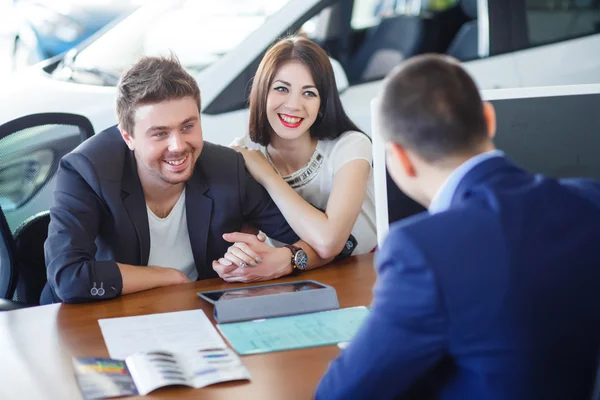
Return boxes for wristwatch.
[284,245,308,272]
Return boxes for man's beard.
[158,168,194,185]
[157,150,196,184]
[158,159,195,185]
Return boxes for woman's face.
[266,61,321,142]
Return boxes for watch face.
[295,250,309,270]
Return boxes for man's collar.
[428,150,505,214]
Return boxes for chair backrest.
[0,113,94,232]
[0,204,17,300]
[13,211,50,305]
[347,14,424,83]
[0,112,94,304]
[446,0,478,60]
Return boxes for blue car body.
[14,0,139,61]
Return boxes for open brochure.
[73,348,250,399]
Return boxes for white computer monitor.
[373,84,600,247]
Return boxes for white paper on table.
[98,309,226,360]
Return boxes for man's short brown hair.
[116,54,201,135]
[379,54,488,162]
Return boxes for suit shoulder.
[64,125,127,179]
[559,178,600,208]
[200,141,240,161]
[386,207,494,257]
[197,142,242,176]
[387,209,472,241]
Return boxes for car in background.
[0,0,599,230]
[11,0,141,69]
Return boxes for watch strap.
[284,245,301,269]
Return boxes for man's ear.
[118,125,135,151]
[483,101,497,139]
[386,142,416,178]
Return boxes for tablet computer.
[197,280,328,304]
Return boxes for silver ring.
[240,261,247,268]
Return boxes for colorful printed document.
[73,358,137,399]
[73,349,250,399]
[217,306,370,355]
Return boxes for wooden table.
[0,254,375,400]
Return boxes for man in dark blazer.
[41,55,326,304]
[316,55,600,399]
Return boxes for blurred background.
[0,0,15,74]
[0,0,461,75]
[0,0,145,74]
[0,0,598,231]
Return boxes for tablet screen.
[201,281,326,302]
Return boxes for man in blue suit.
[316,55,600,399]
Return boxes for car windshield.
[53,0,290,86]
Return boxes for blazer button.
[90,282,105,296]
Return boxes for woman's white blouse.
[232,131,377,255]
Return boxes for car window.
[343,0,472,84]
[0,123,88,231]
[524,0,600,47]
[206,0,475,114]
[351,0,385,29]
[351,0,459,29]
[427,0,460,11]
[205,2,334,116]
[55,0,291,86]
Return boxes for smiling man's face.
[120,96,204,187]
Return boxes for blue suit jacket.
[41,127,298,304]
[316,156,600,400]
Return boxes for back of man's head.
[116,54,201,136]
[378,54,489,163]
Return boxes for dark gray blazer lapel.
[121,152,150,265]
[185,169,212,280]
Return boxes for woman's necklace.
[265,146,324,189]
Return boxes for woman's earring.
[318,111,323,118]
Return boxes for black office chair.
[12,211,50,305]
[0,204,27,310]
[0,208,51,310]
[0,112,95,309]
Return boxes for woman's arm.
[212,234,335,283]
[261,159,371,259]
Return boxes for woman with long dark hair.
[231,36,376,260]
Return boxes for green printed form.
[217,306,370,355]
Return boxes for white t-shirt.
[147,189,198,280]
[233,131,377,255]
